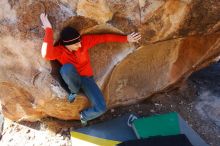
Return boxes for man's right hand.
[40,13,52,30]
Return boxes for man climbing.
[40,13,141,126]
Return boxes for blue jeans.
[60,63,107,121]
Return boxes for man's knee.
[60,63,77,76]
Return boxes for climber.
[39,13,141,126]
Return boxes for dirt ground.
[2,62,220,146]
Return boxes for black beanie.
[60,27,81,46]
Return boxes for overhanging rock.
[0,0,219,121]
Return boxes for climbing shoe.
[67,93,77,103]
[80,113,87,127]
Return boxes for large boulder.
[0,0,219,121]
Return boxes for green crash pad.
[132,112,180,138]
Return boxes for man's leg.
[80,76,107,122]
[60,63,81,102]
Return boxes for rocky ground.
[1,62,220,146]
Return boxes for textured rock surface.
[105,33,220,107]
[0,0,219,121]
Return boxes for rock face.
[0,0,219,121]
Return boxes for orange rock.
[0,0,219,121]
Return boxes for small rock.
[111,109,115,113]
[150,109,155,113]
[15,126,21,132]
[155,103,162,106]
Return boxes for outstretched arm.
[40,13,62,60]
[82,32,141,49]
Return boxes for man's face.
[65,42,81,51]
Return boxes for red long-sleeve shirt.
[42,28,127,76]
